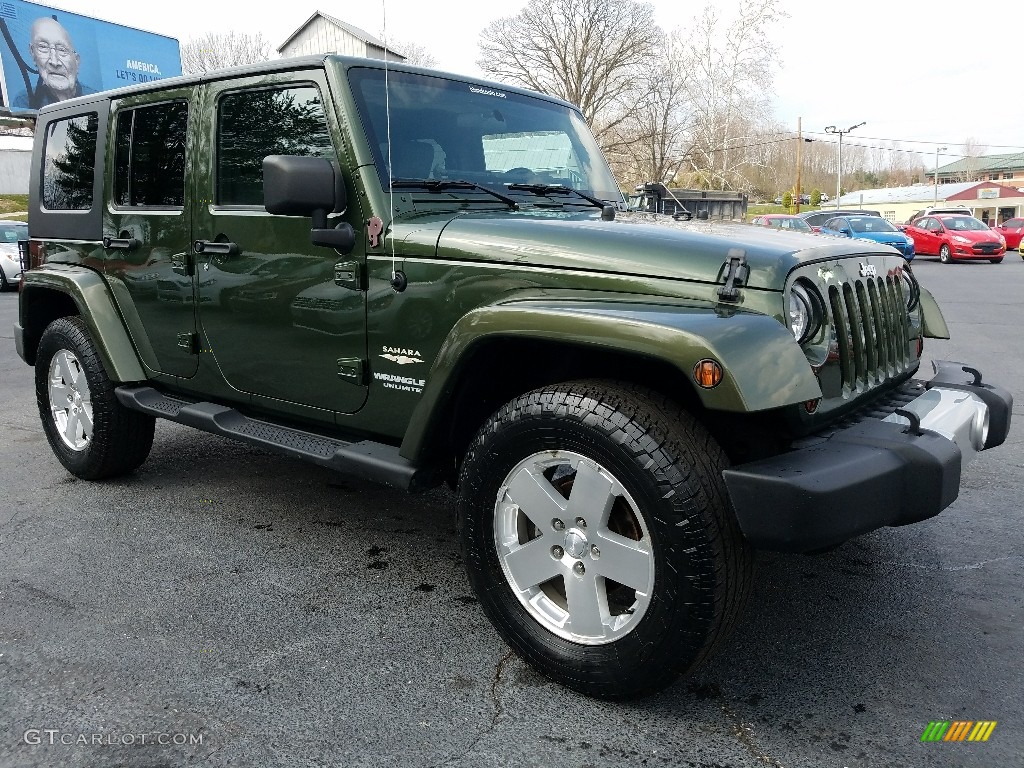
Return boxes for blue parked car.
[820,215,915,260]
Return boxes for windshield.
[941,216,989,231]
[848,216,897,233]
[348,68,622,203]
[768,217,811,231]
[0,222,27,241]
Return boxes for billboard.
[0,0,181,114]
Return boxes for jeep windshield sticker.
[469,85,506,99]
[374,372,425,394]
[380,346,423,365]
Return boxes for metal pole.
[825,122,865,210]
[837,133,842,209]
[795,117,802,214]
[933,146,947,205]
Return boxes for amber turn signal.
[693,359,723,389]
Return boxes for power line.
[804,131,1024,152]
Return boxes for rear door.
[192,71,368,413]
[104,89,197,377]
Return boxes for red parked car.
[994,217,1024,251]
[903,214,1006,263]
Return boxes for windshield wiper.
[506,184,609,209]
[391,179,519,210]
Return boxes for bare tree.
[677,0,787,190]
[603,39,693,188]
[180,31,274,75]
[958,137,988,182]
[477,0,663,138]
[382,38,437,69]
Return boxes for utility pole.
[933,146,947,204]
[825,121,865,208]
[795,117,802,214]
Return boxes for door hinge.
[334,260,362,290]
[177,332,198,353]
[171,251,193,277]
[337,357,365,384]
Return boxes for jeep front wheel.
[35,316,155,480]
[457,381,753,699]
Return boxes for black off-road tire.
[457,380,754,699]
[35,316,155,480]
[939,244,953,263]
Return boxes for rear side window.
[42,113,98,210]
[216,86,333,206]
[114,101,188,207]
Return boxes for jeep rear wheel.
[939,244,953,263]
[35,317,155,480]
[457,381,753,699]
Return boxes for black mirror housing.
[263,155,347,217]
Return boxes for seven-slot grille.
[827,274,910,392]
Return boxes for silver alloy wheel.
[493,450,655,645]
[48,349,93,451]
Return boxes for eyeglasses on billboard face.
[33,42,74,60]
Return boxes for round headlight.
[788,283,822,343]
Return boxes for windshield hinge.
[717,248,748,303]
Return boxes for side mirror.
[838,227,852,237]
[263,155,355,254]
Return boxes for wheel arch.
[400,300,822,468]
[19,265,147,382]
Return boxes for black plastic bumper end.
[723,420,962,553]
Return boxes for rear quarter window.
[42,113,99,211]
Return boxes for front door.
[193,73,367,413]
[104,90,197,378]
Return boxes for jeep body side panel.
[19,264,146,382]
[399,299,822,461]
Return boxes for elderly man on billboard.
[15,16,95,109]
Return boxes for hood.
[418,210,899,291]
[955,229,1002,243]
[854,231,909,244]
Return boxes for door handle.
[102,236,140,251]
[193,240,240,256]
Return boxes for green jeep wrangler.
[15,55,1012,698]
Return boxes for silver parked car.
[0,220,27,291]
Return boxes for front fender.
[401,298,822,458]
[20,264,147,382]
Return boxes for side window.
[42,113,99,210]
[216,85,333,206]
[114,101,188,207]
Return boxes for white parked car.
[0,220,27,291]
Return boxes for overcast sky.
[44,0,1024,168]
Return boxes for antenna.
[381,0,398,286]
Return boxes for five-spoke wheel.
[35,316,155,479]
[458,381,753,698]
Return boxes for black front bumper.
[723,362,1012,553]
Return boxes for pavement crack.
[427,649,514,768]
[720,701,786,768]
[899,555,1023,572]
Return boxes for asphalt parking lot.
[1,255,1022,768]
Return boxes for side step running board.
[115,385,425,490]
